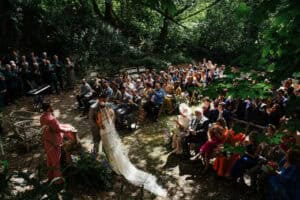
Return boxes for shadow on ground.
[2,90,260,200]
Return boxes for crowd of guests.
[1,50,299,198]
[168,77,299,199]
[0,50,76,110]
[76,60,299,199]
[77,60,225,116]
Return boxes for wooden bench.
[120,66,147,79]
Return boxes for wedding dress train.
[99,107,167,198]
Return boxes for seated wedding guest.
[267,149,300,200]
[120,86,133,104]
[76,79,93,109]
[174,81,182,96]
[172,103,191,154]
[280,130,297,153]
[210,102,231,127]
[268,103,283,128]
[275,89,288,108]
[103,82,113,99]
[209,100,219,123]
[111,82,122,103]
[192,124,225,172]
[260,124,284,163]
[231,131,262,183]
[131,89,142,106]
[213,126,246,177]
[135,79,144,95]
[202,97,211,119]
[182,108,209,158]
[142,82,153,99]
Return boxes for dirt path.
[2,90,258,200]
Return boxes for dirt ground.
[1,89,260,200]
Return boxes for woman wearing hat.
[172,103,191,154]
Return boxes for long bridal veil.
[99,107,167,198]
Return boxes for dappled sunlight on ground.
[2,89,258,199]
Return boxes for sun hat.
[179,103,192,117]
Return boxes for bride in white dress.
[98,106,167,198]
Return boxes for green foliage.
[223,143,246,155]
[0,160,10,194]
[66,152,113,191]
[195,69,272,99]
[283,118,300,133]
[232,123,246,134]
[223,131,283,155]
[249,0,300,83]
[0,152,114,199]
[257,132,283,145]
[0,0,299,86]
[236,2,251,18]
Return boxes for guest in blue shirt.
[268,149,300,200]
[144,83,165,122]
[151,83,165,122]
[153,83,165,105]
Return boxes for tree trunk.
[105,0,114,23]
[158,15,169,52]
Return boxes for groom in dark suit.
[182,108,210,157]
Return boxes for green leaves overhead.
[235,2,251,18]
[161,0,177,16]
[195,69,272,99]
[139,0,177,16]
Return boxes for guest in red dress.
[200,125,224,172]
[213,129,246,177]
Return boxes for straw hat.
[179,103,192,117]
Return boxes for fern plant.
[0,160,11,199]
[64,152,113,191]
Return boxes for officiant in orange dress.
[40,103,74,184]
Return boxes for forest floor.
[1,89,260,200]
